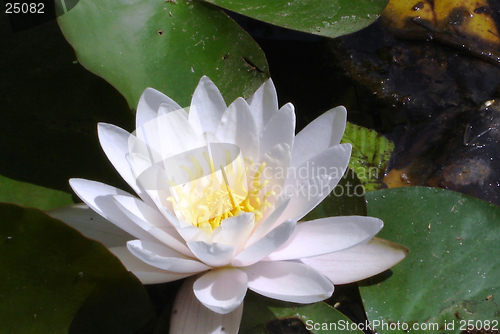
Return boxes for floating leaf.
[361,187,500,333]
[341,122,394,191]
[0,175,74,211]
[58,0,269,109]
[240,291,363,334]
[0,202,156,333]
[201,0,387,38]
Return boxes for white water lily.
[53,76,407,334]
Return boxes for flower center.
[167,147,274,233]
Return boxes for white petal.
[190,76,226,134]
[127,239,210,273]
[216,97,259,160]
[265,216,384,261]
[187,241,236,267]
[194,268,248,314]
[161,209,210,243]
[187,103,203,136]
[69,178,155,242]
[112,195,192,256]
[135,91,181,165]
[300,237,409,284]
[246,197,291,246]
[126,151,175,216]
[242,261,334,303]
[48,204,133,248]
[158,102,188,117]
[291,106,347,168]
[136,87,181,128]
[170,276,243,334]
[211,213,255,251]
[134,119,162,167]
[156,109,205,156]
[252,143,291,213]
[109,246,191,284]
[279,143,352,221]
[97,123,154,206]
[126,131,163,180]
[259,103,295,159]
[126,136,156,176]
[232,219,296,267]
[246,79,278,132]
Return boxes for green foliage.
[57,0,269,109]
[362,187,500,333]
[240,291,363,334]
[0,175,74,211]
[341,122,394,191]
[201,0,387,38]
[0,203,156,333]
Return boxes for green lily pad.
[341,122,394,191]
[0,202,156,333]
[361,187,500,333]
[58,0,269,109]
[0,175,74,211]
[201,0,387,39]
[240,291,363,334]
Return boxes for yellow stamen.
[220,165,237,210]
[167,152,274,233]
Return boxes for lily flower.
[52,76,407,334]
